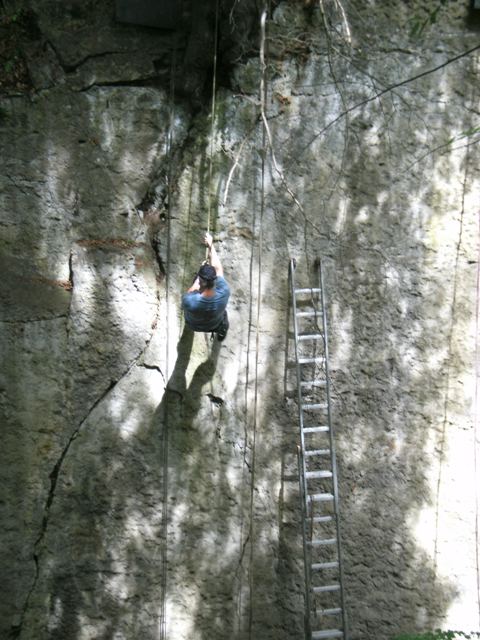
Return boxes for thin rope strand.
[475,207,480,628]
[248,7,268,638]
[159,28,178,640]
[206,0,220,256]
[473,59,480,625]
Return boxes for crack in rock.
[46,39,125,74]
[13,313,162,637]
[13,375,118,638]
[0,315,68,324]
[141,362,166,386]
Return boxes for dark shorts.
[213,310,229,340]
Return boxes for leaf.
[429,8,439,25]
[461,125,480,137]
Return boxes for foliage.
[0,7,38,94]
[445,125,480,146]
[409,0,448,38]
[393,631,480,640]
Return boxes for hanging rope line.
[206,0,220,251]
[247,6,268,637]
[240,123,260,630]
[241,107,256,640]
[158,27,179,640]
[432,120,471,576]
[473,58,480,626]
[475,206,480,628]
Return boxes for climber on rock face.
[181,232,230,341]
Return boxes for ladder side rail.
[318,259,348,640]
[290,259,309,511]
[290,259,312,640]
[297,445,312,640]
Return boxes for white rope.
[248,7,268,638]
[475,207,480,627]
[158,31,178,640]
[206,0,220,252]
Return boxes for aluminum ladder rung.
[303,426,329,434]
[298,356,325,365]
[305,449,330,457]
[302,403,328,411]
[308,537,337,547]
[316,607,342,617]
[307,493,334,503]
[305,470,333,480]
[312,584,340,594]
[290,259,347,640]
[312,561,339,571]
[308,515,334,524]
[312,630,343,639]
[295,287,321,294]
[300,380,327,388]
[296,310,320,317]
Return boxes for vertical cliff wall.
[1,1,479,639]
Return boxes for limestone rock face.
[1,1,479,639]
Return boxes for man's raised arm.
[204,232,224,277]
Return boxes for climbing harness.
[289,258,348,640]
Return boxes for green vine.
[409,0,448,38]
[394,631,480,640]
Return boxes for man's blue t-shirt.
[182,276,230,332]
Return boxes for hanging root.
[332,0,352,46]
[222,128,255,209]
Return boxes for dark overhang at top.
[115,0,180,29]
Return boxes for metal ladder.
[289,258,348,640]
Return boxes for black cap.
[198,264,217,282]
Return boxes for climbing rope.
[247,6,269,637]
[470,56,480,626]
[475,207,480,628]
[206,0,220,259]
[158,23,179,640]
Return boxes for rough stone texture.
[1,1,479,639]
